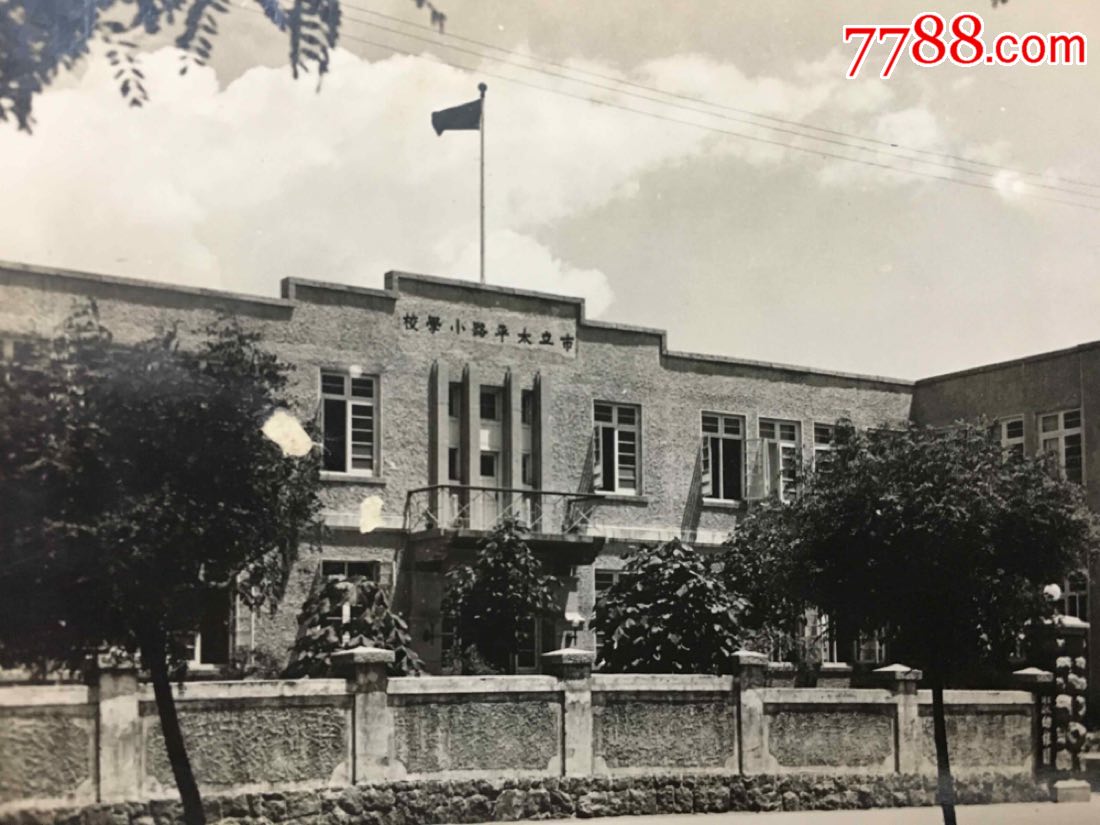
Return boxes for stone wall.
[0,648,1054,816]
[0,686,96,810]
[138,682,353,797]
[0,773,1050,825]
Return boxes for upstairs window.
[480,387,501,421]
[760,418,800,501]
[521,389,535,426]
[1063,570,1089,621]
[1040,409,1083,483]
[321,371,377,475]
[998,416,1025,459]
[448,382,462,419]
[701,413,744,501]
[813,423,835,468]
[593,402,640,494]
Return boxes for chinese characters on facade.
[401,310,576,354]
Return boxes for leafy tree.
[592,538,746,675]
[767,420,1096,825]
[0,0,445,131]
[0,301,323,825]
[718,501,811,666]
[442,517,558,674]
[285,572,422,677]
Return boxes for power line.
[343,1,1100,194]
[234,4,1100,213]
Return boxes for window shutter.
[592,424,603,492]
[766,441,781,499]
[700,436,711,497]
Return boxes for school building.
[0,260,1094,698]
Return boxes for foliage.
[285,573,422,677]
[592,538,746,675]
[719,500,809,662]
[777,420,1096,680]
[0,0,444,131]
[0,300,323,824]
[442,517,558,674]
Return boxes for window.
[998,416,1025,459]
[701,413,744,501]
[183,590,231,667]
[479,451,498,480]
[1039,409,1083,483]
[521,389,534,426]
[515,617,559,672]
[853,629,888,664]
[321,560,379,580]
[448,382,462,419]
[480,387,501,421]
[521,453,534,487]
[321,371,377,475]
[1063,570,1088,621]
[448,447,461,482]
[593,402,640,494]
[813,423,835,467]
[760,418,800,501]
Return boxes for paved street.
[499,797,1100,825]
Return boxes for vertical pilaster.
[94,658,141,802]
[503,368,521,490]
[334,646,395,782]
[733,649,768,774]
[462,365,479,490]
[542,648,594,776]
[429,361,449,524]
[1013,666,1054,775]
[869,663,923,773]
[533,372,548,489]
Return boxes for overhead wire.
[343,1,1100,193]
[235,4,1100,214]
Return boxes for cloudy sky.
[2,0,1098,378]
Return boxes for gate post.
[733,649,768,774]
[542,648,594,776]
[93,654,141,802]
[334,646,395,782]
[867,663,922,774]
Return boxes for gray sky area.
[2,1,1097,378]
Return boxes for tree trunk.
[141,634,206,825]
[931,680,957,825]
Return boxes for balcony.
[403,485,607,561]
[404,485,602,534]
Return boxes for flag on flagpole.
[431,97,482,135]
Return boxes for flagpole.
[478,82,487,285]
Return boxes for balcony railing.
[403,485,603,535]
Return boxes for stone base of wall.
[2,773,1050,825]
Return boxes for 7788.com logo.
[844,12,1086,79]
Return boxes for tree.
[0,0,445,131]
[592,538,746,675]
[762,420,1096,825]
[285,572,422,677]
[718,501,812,668]
[0,301,323,825]
[442,517,558,674]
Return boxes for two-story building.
[0,261,1093,702]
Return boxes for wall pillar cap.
[542,647,595,665]
[1011,666,1054,686]
[766,661,796,673]
[871,663,922,681]
[331,646,395,665]
[820,662,854,674]
[733,649,768,666]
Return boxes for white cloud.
[0,38,1003,313]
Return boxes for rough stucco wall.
[0,269,915,669]
[592,693,736,772]
[764,709,895,772]
[392,694,561,776]
[0,709,95,806]
[142,702,348,792]
[917,708,1031,774]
